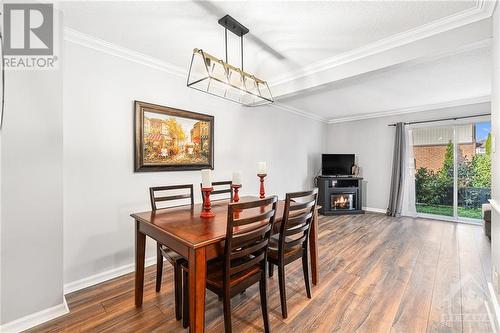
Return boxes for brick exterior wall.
[413,143,475,172]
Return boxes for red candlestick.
[232,184,242,202]
[200,187,215,218]
[258,174,267,199]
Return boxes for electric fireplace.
[317,176,364,215]
[331,193,355,210]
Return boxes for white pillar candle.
[201,169,212,188]
[232,171,242,185]
[257,162,267,174]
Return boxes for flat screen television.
[322,154,355,176]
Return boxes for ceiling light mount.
[218,14,249,37]
[187,14,273,106]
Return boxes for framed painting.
[134,101,214,172]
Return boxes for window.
[413,121,491,222]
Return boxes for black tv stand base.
[319,209,365,216]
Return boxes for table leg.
[189,247,207,333]
[310,209,319,285]
[135,220,146,307]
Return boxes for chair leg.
[223,294,232,333]
[155,243,163,292]
[278,265,287,319]
[260,271,271,333]
[182,269,189,328]
[268,262,274,278]
[302,248,312,299]
[174,263,182,321]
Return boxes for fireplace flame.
[334,196,348,207]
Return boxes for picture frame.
[134,101,214,172]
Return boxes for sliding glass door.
[413,121,491,223]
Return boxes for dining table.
[130,196,320,333]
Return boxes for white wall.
[0,65,64,323]
[490,2,500,298]
[326,102,491,211]
[62,41,326,285]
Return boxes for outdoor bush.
[415,138,491,208]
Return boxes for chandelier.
[187,15,273,106]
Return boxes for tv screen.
[322,154,355,176]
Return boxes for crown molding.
[327,95,491,124]
[63,28,329,123]
[269,0,496,88]
[271,102,328,123]
[64,28,186,78]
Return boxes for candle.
[201,169,212,188]
[257,162,267,175]
[232,171,242,185]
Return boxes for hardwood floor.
[26,213,495,333]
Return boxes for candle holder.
[200,187,216,218]
[258,173,267,199]
[231,184,242,202]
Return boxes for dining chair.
[200,180,233,203]
[149,184,194,321]
[182,196,278,332]
[267,189,318,319]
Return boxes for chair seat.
[268,238,303,262]
[206,258,262,289]
[159,245,186,265]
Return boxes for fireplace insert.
[317,176,364,215]
[331,193,355,210]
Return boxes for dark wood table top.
[131,196,319,249]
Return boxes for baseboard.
[64,256,157,294]
[363,207,386,214]
[0,257,159,332]
[488,282,500,332]
[0,297,69,333]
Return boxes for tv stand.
[316,176,364,215]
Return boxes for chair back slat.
[233,210,276,227]
[289,200,316,212]
[230,252,266,275]
[277,189,318,258]
[201,180,233,203]
[231,224,271,248]
[286,211,313,227]
[284,222,310,236]
[230,240,269,260]
[154,194,192,202]
[223,196,278,283]
[149,184,194,211]
[283,234,308,248]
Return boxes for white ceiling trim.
[271,102,328,123]
[326,95,491,124]
[269,0,496,88]
[64,28,187,78]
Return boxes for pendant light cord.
[224,28,228,63]
[223,26,245,72]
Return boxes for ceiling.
[282,45,491,121]
[60,0,493,122]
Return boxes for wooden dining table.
[130,196,320,333]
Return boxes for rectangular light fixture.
[186,15,273,106]
[187,49,273,106]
